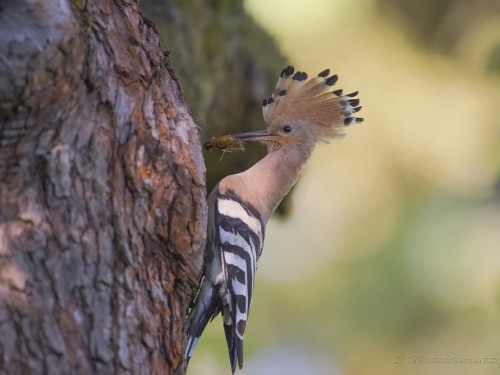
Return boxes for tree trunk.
[0,0,206,374]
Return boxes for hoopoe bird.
[186,65,363,373]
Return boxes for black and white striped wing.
[216,190,264,372]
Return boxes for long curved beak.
[230,130,276,143]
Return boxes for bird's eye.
[283,125,292,133]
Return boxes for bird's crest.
[262,65,363,141]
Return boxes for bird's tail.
[223,316,244,374]
[185,280,218,363]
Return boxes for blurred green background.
[149,0,500,374]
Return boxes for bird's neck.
[241,147,313,223]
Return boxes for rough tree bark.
[0,0,206,374]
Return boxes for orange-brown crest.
[262,65,363,142]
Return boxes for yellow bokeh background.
[189,1,500,374]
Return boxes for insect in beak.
[203,131,276,151]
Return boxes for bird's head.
[230,65,363,154]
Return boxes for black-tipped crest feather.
[262,65,364,141]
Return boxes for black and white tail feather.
[186,188,264,374]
